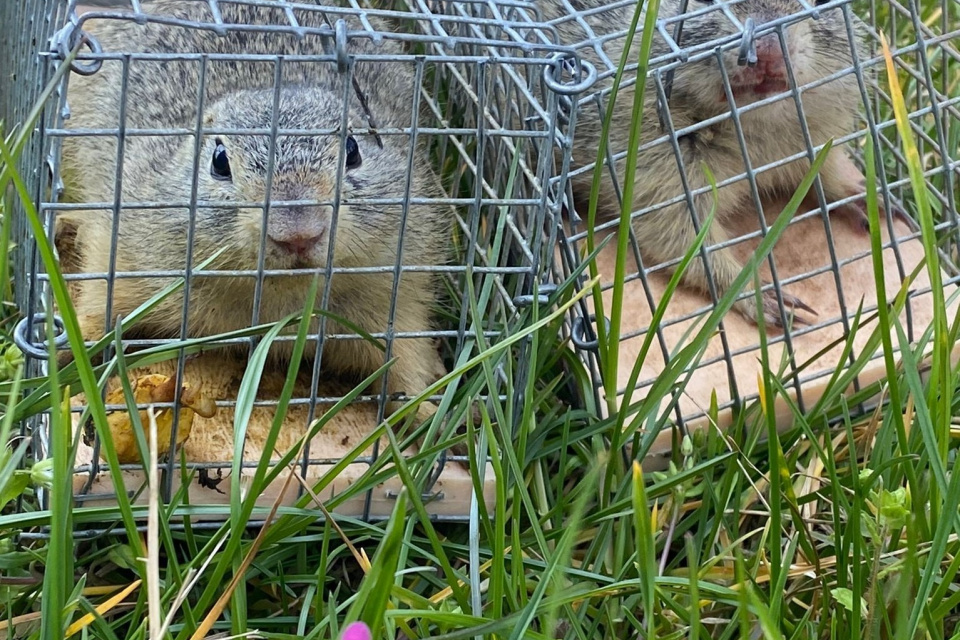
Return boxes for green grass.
[0,0,959,638]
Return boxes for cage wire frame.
[378,0,600,410]
[6,0,587,527]
[537,0,960,427]
[1,0,74,522]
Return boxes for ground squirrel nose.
[726,35,791,97]
[751,36,787,78]
[266,204,330,256]
[271,234,325,255]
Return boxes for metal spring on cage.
[51,20,104,76]
[13,313,70,360]
[570,313,611,352]
[529,52,597,129]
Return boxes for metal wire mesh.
[542,0,959,424]
[1,0,74,527]
[2,0,72,314]
[7,0,958,526]
[7,0,581,524]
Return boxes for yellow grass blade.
[65,580,142,637]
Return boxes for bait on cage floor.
[3,0,587,525]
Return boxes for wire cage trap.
[540,0,960,460]
[3,0,585,525]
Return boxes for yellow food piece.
[103,374,218,464]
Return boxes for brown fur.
[58,0,451,410]
[538,0,878,325]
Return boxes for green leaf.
[0,471,29,509]
[632,461,658,633]
[873,487,911,530]
[831,588,868,617]
[106,544,141,572]
[344,489,408,639]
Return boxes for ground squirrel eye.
[211,139,232,181]
[345,136,362,170]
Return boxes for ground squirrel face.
[662,0,860,116]
[195,86,410,270]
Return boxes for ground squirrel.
[58,0,451,411]
[539,0,894,326]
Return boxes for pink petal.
[341,621,373,640]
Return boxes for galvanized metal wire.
[7,0,583,524]
[5,0,959,529]
[545,0,959,424]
